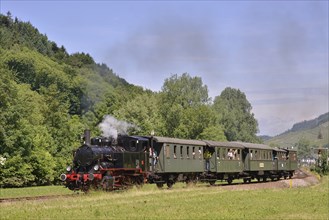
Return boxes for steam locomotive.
[60,130,298,191]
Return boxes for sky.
[1,1,328,136]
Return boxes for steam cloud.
[98,115,137,138]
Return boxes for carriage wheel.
[167,181,174,189]
[209,180,216,186]
[156,183,164,189]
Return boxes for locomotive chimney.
[84,129,91,145]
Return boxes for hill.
[284,112,329,134]
[265,113,329,157]
[0,12,150,188]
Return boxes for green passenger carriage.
[149,136,205,188]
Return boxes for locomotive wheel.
[134,176,144,189]
[227,178,232,185]
[82,185,90,192]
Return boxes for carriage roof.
[233,142,273,150]
[204,141,245,149]
[152,136,205,146]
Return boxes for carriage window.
[222,148,226,160]
[165,145,170,159]
[187,146,190,159]
[291,153,296,161]
[174,145,177,159]
[237,149,241,160]
[250,150,253,160]
[180,146,183,159]
[192,147,196,159]
[216,148,220,159]
[198,147,202,159]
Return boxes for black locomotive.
[60,130,298,191]
[60,130,148,191]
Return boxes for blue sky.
[1,1,328,136]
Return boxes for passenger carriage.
[148,136,205,188]
[204,141,245,184]
[238,142,275,182]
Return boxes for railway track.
[0,169,316,203]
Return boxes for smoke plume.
[98,115,137,138]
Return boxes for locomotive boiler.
[60,130,149,191]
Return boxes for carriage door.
[209,147,216,171]
[243,149,249,170]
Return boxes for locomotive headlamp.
[60,174,67,181]
[93,164,99,171]
[66,166,71,172]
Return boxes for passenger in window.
[228,149,234,160]
[153,150,158,166]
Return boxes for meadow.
[1,177,328,219]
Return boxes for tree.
[160,73,211,138]
[213,87,260,142]
[161,73,210,108]
[198,125,227,141]
[173,105,214,139]
[113,93,165,136]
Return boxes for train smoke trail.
[98,115,137,138]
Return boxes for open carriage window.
[165,145,170,159]
[174,145,177,159]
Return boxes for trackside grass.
[1,177,328,219]
[0,185,72,199]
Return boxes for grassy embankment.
[1,177,328,219]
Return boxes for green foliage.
[213,87,260,142]
[294,138,311,158]
[114,93,165,136]
[161,73,210,108]
[198,125,227,141]
[159,73,214,138]
[0,155,35,187]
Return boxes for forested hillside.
[266,113,329,159]
[0,13,260,187]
